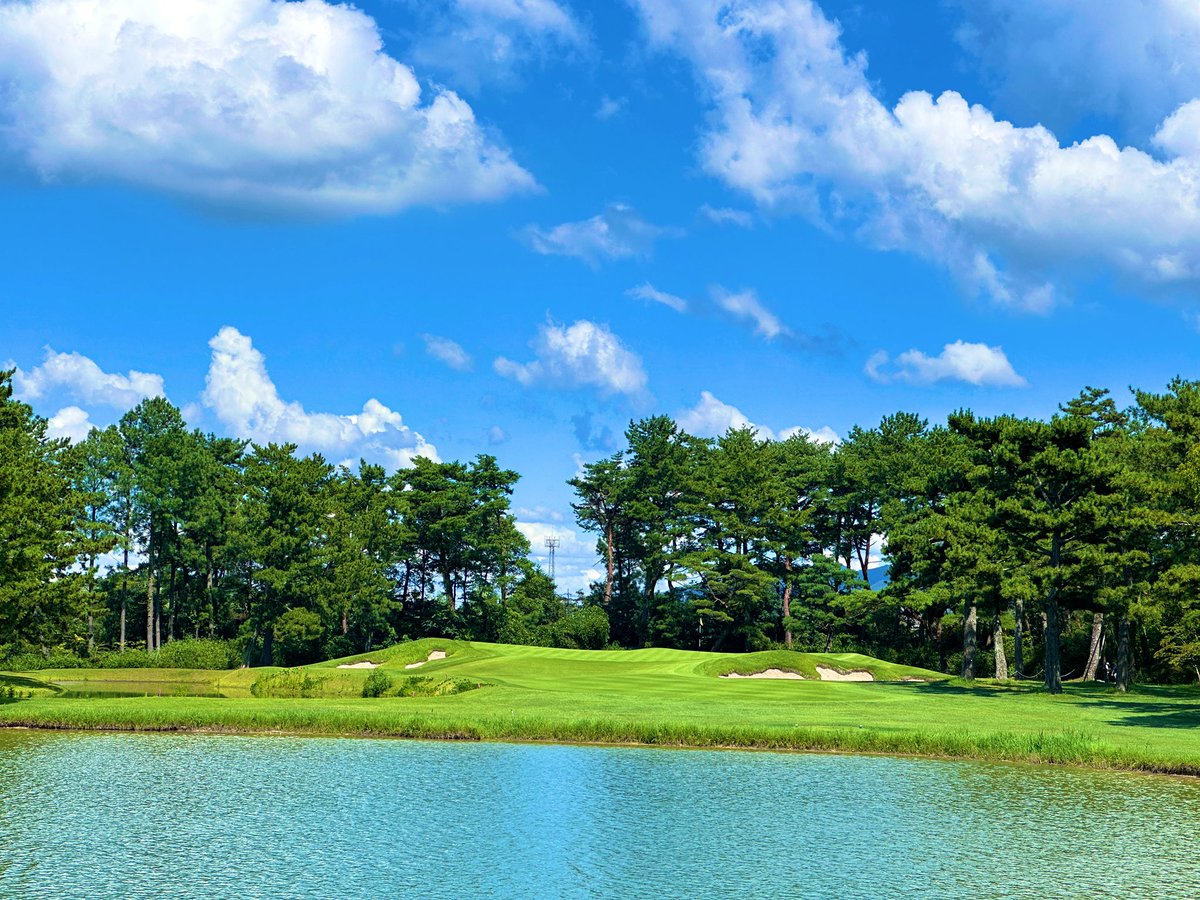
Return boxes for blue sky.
[5,0,1200,590]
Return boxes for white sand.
[336,661,380,669]
[721,668,805,680]
[404,649,448,669]
[815,666,874,681]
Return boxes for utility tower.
[544,537,559,586]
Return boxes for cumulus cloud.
[633,0,1200,309]
[494,320,648,395]
[521,204,679,265]
[0,0,535,217]
[627,282,688,313]
[422,334,474,371]
[202,326,438,467]
[11,348,165,408]
[713,287,787,340]
[676,391,839,444]
[45,406,96,443]
[866,341,1027,387]
[487,425,508,445]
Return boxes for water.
[1,730,1197,899]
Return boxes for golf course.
[3,638,1198,776]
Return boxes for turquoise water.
[1,731,1198,899]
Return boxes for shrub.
[552,605,610,650]
[154,639,240,670]
[2,651,86,671]
[250,669,331,699]
[362,669,393,698]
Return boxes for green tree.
[0,370,87,650]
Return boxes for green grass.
[3,639,1199,776]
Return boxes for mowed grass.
[3,639,1199,775]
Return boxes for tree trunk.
[145,537,156,652]
[258,626,274,667]
[993,613,1008,680]
[782,557,793,649]
[207,566,217,638]
[1115,616,1132,692]
[935,617,947,673]
[120,542,129,652]
[442,569,455,611]
[604,523,615,607]
[167,561,177,643]
[1012,597,1024,679]
[1043,593,1062,694]
[1083,611,1105,681]
[961,601,977,679]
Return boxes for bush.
[2,651,86,671]
[154,639,240,670]
[362,669,393,698]
[250,669,331,698]
[1,640,240,672]
[552,605,610,650]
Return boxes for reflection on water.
[51,682,226,699]
[0,730,1197,899]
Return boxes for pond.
[50,681,227,699]
[1,730,1197,898]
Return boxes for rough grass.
[3,640,1199,776]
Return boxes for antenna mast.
[544,537,560,586]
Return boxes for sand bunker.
[721,668,805,680]
[405,650,447,669]
[815,666,873,681]
[336,661,380,669]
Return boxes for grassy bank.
[4,640,1199,775]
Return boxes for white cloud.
[407,0,585,91]
[515,518,599,595]
[627,282,688,313]
[0,0,535,217]
[11,348,165,408]
[713,287,787,340]
[45,406,95,443]
[954,1,1200,140]
[779,424,841,445]
[422,334,474,371]
[676,391,838,444]
[699,204,754,227]
[633,0,1200,308]
[521,204,678,264]
[866,341,1027,387]
[487,425,508,445]
[494,319,648,395]
[595,95,626,120]
[202,326,438,467]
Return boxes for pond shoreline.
[3,712,1198,779]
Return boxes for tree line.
[0,371,605,668]
[4,366,1200,691]
[569,386,1200,693]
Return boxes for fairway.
[3,639,1199,776]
